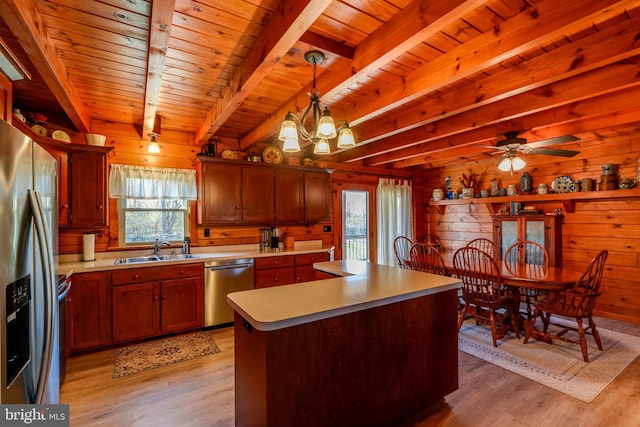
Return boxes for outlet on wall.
[323,225,331,232]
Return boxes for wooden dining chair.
[466,238,498,260]
[453,246,520,347]
[504,240,550,319]
[393,236,414,269]
[409,243,446,276]
[523,250,608,362]
[424,234,441,251]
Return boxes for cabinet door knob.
[133,274,140,280]
[274,277,278,281]
[179,269,185,275]
[97,204,103,209]
[162,294,167,300]
[153,295,159,301]
[62,203,68,208]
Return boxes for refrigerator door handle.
[28,189,56,404]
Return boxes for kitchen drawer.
[295,252,330,266]
[255,267,295,288]
[112,263,203,285]
[254,255,295,270]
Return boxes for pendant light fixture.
[147,114,161,153]
[278,51,356,155]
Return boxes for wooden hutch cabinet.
[492,214,563,267]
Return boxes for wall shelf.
[428,188,640,214]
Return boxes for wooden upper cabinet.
[243,167,275,221]
[0,71,11,123]
[70,149,108,227]
[304,171,331,221]
[197,156,331,225]
[275,168,304,221]
[45,146,69,226]
[200,162,242,223]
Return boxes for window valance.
[109,164,197,200]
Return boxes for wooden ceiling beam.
[196,0,332,144]
[239,0,481,148]
[343,0,635,129]
[0,0,90,132]
[387,88,640,168]
[338,17,640,163]
[142,0,176,139]
[363,63,640,166]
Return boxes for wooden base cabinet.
[254,256,295,288]
[111,264,204,343]
[294,252,331,282]
[234,289,458,426]
[67,272,111,353]
[492,214,562,266]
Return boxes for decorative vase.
[520,171,533,194]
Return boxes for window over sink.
[109,164,197,245]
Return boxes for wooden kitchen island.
[227,260,462,427]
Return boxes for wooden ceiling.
[1,0,639,170]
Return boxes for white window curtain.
[376,178,413,266]
[109,164,197,200]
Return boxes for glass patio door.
[342,190,369,260]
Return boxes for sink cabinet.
[67,271,111,353]
[111,264,204,343]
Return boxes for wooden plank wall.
[414,133,640,323]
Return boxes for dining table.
[438,250,584,342]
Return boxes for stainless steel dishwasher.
[204,258,254,327]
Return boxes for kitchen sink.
[114,255,160,264]
[158,254,199,261]
[114,254,199,264]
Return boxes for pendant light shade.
[313,139,331,155]
[147,135,160,153]
[337,124,356,148]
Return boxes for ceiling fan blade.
[525,147,580,157]
[524,135,579,149]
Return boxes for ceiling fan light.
[512,156,526,170]
[316,108,337,139]
[147,136,160,153]
[497,156,512,172]
[282,137,300,152]
[314,139,330,155]
[278,112,298,141]
[337,124,355,148]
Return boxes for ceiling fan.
[478,131,580,174]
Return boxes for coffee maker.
[260,228,271,252]
[271,227,281,251]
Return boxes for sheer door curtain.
[377,178,413,266]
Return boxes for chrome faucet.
[154,239,170,256]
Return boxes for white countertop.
[227,260,462,332]
[58,246,334,275]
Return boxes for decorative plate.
[51,130,71,143]
[221,149,237,160]
[31,124,48,137]
[302,157,314,166]
[551,175,575,193]
[262,146,282,164]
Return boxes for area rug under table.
[113,332,221,379]
[458,319,640,402]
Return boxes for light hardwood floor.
[61,318,640,427]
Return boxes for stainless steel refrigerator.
[0,118,60,404]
